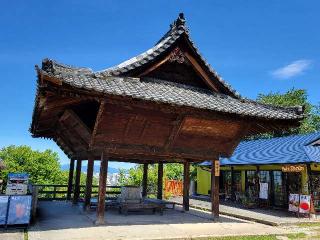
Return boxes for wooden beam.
[72,159,82,205]
[90,100,106,148]
[211,160,219,220]
[142,163,148,198]
[137,54,172,77]
[184,52,219,92]
[96,152,108,225]
[183,161,190,211]
[157,163,164,200]
[94,142,220,161]
[59,112,91,147]
[44,97,82,111]
[164,115,185,151]
[84,156,94,211]
[66,159,75,200]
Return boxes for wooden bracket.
[89,100,106,149]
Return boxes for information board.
[214,161,220,176]
[259,183,268,200]
[288,193,300,212]
[299,195,311,214]
[0,196,9,225]
[6,195,32,225]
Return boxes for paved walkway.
[0,230,24,240]
[28,201,290,240]
[170,196,320,226]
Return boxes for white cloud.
[271,59,312,79]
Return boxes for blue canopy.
[200,132,320,166]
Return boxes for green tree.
[118,165,158,194]
[257,88,320,136]
[118,163,197,195]
[0,145,63,184]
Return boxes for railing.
[33,184,122,201]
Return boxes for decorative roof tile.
[38,66,304,121]
[95,13,241,98]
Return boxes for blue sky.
[0,1,319,168]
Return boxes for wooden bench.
[90,198,119,209]
[118,201,164,215]
[144,198,176,209]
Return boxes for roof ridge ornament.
[169,13,188,33]
[171,13,186,27]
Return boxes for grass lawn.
[202,232,307,240]
[296,222,320,227]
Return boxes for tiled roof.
[35,13,305,123]
[95,13,241,98]
[37,63,304,121]
[200,132,320,165]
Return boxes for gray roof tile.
[38,67,304,121]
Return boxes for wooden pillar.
[270,171,275,206]
[231,166,235,201]
[66,159,75,200]
[211,160,219,220]
[307,164,313,194]
[84,157,94,211]
[96,152,108,225]
[157,163,163,200]
[142,163,148,198]
[256,166,260,198]
[72,159,82,205]
[183,161,190,211]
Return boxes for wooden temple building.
[30,13,304,224]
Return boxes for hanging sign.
[299,195,311,214]
[282,165,305,172]
[214,161,220,176]
[259,183,268,200]
[0,196,9,225]
[6,195,32,225]
[288,194,300,212]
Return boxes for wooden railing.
[33,184,122,201]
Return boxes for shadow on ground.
[31,201,246,231]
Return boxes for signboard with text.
[6,195,32,225]
[282,165,305,172]
[214,161,220,176]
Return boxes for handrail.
[34,184,123,201]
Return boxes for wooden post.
[66,159,75,200]
[72,159,82,205]
[53,186,57,199]
[231,166,235,201]
[31,185,39,221]
[211,160,219,220]
[157,163,163,200]
[96,152,108,225]
[84,157,94,211]
[183,161,190,211]
[142,163,148,198]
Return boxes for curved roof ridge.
[41,58,93,74]
[95,25,184,77]
[95,13,241,98]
